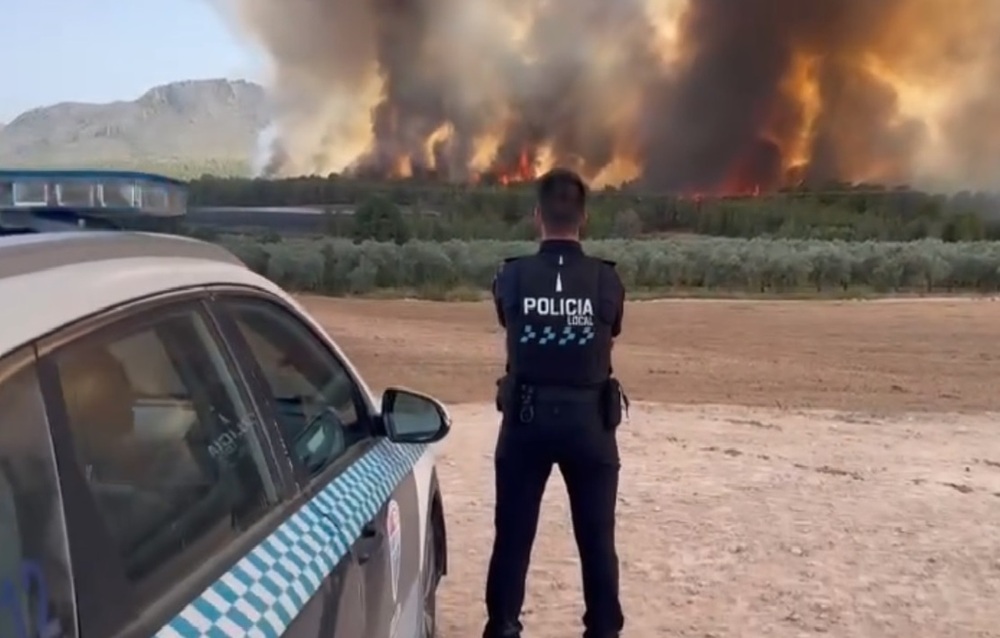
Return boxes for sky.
[0,0,259,121]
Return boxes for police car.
[0,170,450,637]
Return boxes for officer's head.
[534,168,588,239]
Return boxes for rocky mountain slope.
[0,79,268,177]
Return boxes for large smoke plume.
[232,0,1000,192]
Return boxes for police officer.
[484,168,626,638]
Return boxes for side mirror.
[380,387,451,444]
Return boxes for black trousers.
[483,397,623,638]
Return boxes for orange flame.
[495,148,537,185]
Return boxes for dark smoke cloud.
[349,0,662,182]
[640,0,932,191]
[235,0,1000,192]
[942,21,1000,190]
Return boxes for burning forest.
[229,0,1000,194]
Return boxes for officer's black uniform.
[484,239,626,638]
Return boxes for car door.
[30,295,310,637]
[209,291,428,637]
[360,475,425,638]
[0,346,77,638]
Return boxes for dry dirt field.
[302,296,1000,637]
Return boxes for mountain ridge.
[0,78,268,178]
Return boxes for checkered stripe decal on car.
[155,440,427,638]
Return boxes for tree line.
[213,234,1000,298]
[186,175,1000,243]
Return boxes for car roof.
[0,232,284,357]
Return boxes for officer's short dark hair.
[536,168,587,233]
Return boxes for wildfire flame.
[237,0,1000,195]
[494,149,538,185]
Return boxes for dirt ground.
[303,296,1000,637]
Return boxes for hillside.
[0,79,268,178]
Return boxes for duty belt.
[510,379,629,428]
[528,385,603,402]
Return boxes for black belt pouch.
[602,378,623,430]
[495,375,515,412]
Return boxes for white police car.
[0,172,450,638]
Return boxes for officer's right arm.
[612,276,625,338]
[601,260,626,338]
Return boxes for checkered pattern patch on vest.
[519,323,595,346]
[155,439,427,638]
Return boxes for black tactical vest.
[504,252,613,387]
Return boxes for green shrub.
[214,235,1000,297]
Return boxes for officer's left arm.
[492,263,507,328]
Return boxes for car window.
[0,352,76,638]
[222,299,370,477]
[50,305,280,591]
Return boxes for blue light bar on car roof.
[0,169,187,218]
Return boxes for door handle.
[354,523,383,564]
